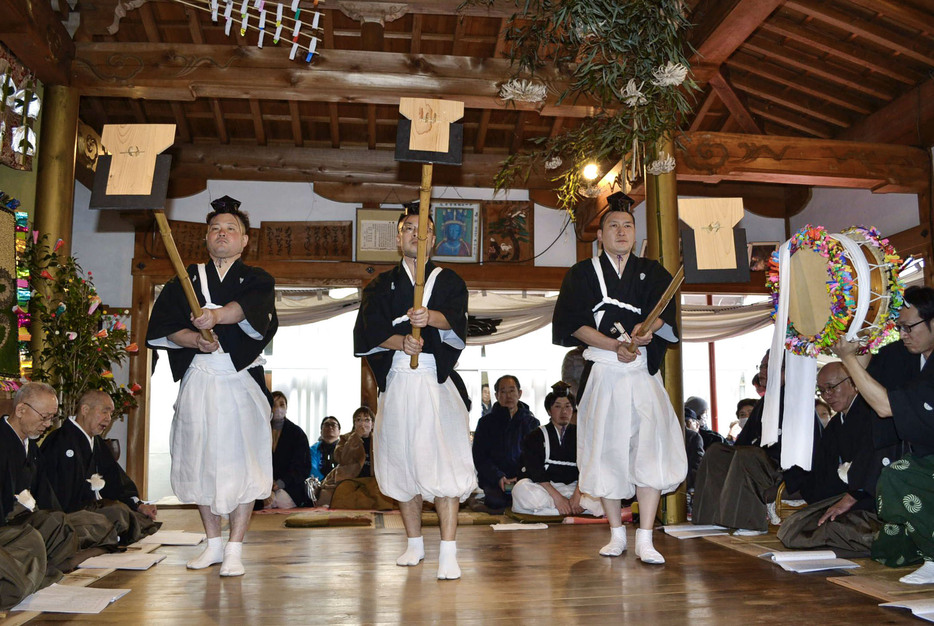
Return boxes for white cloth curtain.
[275,289,774,344]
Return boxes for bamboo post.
[153,211,213,342]
[410,163,433,368]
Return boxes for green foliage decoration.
[464,0,697,214]
[22,235,139,419]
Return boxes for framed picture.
[748,241,780,272]
[483,200,534,264]
[356,208,401,263]
[432,201,480,263]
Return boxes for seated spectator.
[512,382,602,517]
[472,375,540,511]
[1,383,118,581]
[686,396,727,449]
[683,407,704,494]
[310,416,341,481]
[258,392,311,509]
[41,389,160,544]
[727,398,758,442]
[693,351,818,533]
[815,397,833,429]
[480,383,492,416]
[318,407,381,507]
[778,362,881,556]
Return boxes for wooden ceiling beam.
[729,73,852,128]
[762,15,920,85]
[839,77,934,146]
[746,99,834,138]
[367,103,376,150]
[410,14,423,54]
[313,182,419,204]
[211,98,229,144]
[186,6,205,45]
[708,71,761,134]
[328,103,341,148]
[689,88,719,131]
[0,0,74,84]
[785,0,934,66]
[843,0,934,32]
[510,111,527,154]
[742,35,894,101]
[249,99,266,145]
[727,52,874,115]
[676,131,928,193]
[475,109,491,154]
[288,101,303,146]
[71,43,599,118]
[129,99,148,124]
[170,102,191,143]
[688,0,785,83]
[452,15,467,56]
[139,2,162,43]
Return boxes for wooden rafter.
[727,52,874,115]
[411,14,423,54]
[510,111,528,153]
[249,99,266,145]
[475,109,491,154]
[689,88,719,131]
[785,0,934,67]
[741,35,894,101]
[845,0,934,32]
[170,102,191,143]
[730,73,852,128]
[139,2,162,43]
[708,71,761,134]
[761,15,919,85]
[746,98,833,138]
[840,77,934,146]
[452,15,467,56]
[186,6,204,45]
[367,103,376,150]
[129,99,148,124]
[328,103,340,148]
[288,101,303,147]
[689,0,786,82]
[211,98,229,144]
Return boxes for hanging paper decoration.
[0,44,38,170]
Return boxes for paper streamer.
[258,9,266,47]
[274,3,283,43]
[211,0,218,21]
[311,11,320,29]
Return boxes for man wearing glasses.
[0,382,118,580]
[353,203,476,580]
[834,285,934,584]
[778,361,884,555]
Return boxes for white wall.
[791,187,919,236]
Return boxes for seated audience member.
[683,407,704,493]
[259,392,311,509]
[310,416,341,481]
[472,375,540,511]
[693,351,817,533]
[686,396,727,449]
[727,398,758,442]
[832,285,934,584]
[41,389,159,543]
[512,382,602,517]
[778,362,882,555]
[318,407,385,508]
[752,373,766,397]
[480,383,492,416]
[815,397,833,429]
[1,383,117,578]
[0,524,48,610]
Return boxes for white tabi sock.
[900,561,934,584]
[635,528,665,564]
[220,541,245,577]
[396,536,425,566]
[187,536,224,570]
[437,540,461,580]
[599,526,627,557]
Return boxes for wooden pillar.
[644,132,686,525]
[126,272,153,496]
[31,85,79,361]
[34,85,79,254]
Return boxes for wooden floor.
[11,509,920,624]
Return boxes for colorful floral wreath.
[767,225,856,357]
[840,225,905,354]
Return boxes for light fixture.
[582,163,600,180]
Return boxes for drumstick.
[624,266,685,353]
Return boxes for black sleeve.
[472,416,503,488]
[520,428,548,483]
[552,263,594,348]
[354,274,397,356]
[280,424,312,506]
[236,267,277,338]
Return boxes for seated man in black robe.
[0,383,117,580]
[258,391,311,509]
[511,383,602,517]
[41,389,159,544]
[472,375,540,511]
[778,362,883,555]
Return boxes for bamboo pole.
[153,211,214,342]
[410,163,433,368]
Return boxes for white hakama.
[577,347,687,500]
[171,352,272,515]
[375,352,477,503]
[511,479,604,517]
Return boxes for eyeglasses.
[817,377,851,397]
[399,224,433,236]
[896,319,927,335]
[22,402,60,423]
